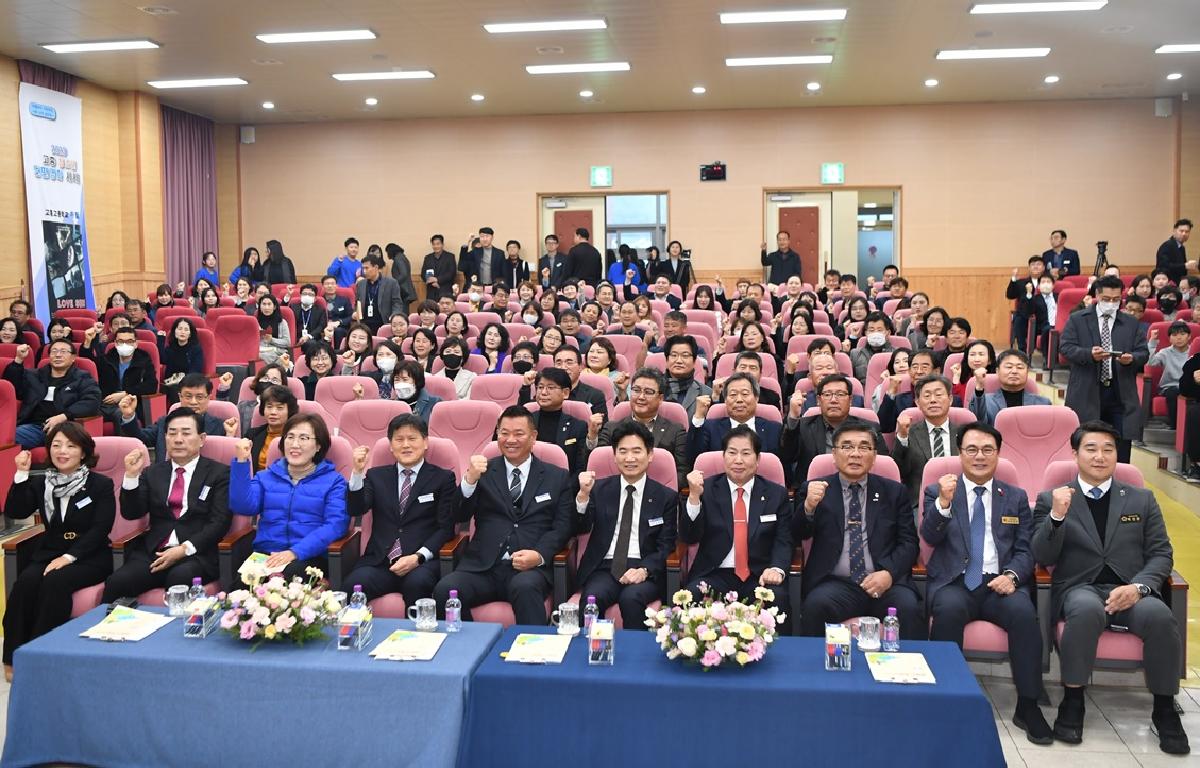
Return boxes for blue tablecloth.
[459,627,1005,768]
[2,607,501,768]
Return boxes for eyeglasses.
[629,386,660,397]
[284,434,315,445]
[962,446,997,457]
[534,384,564,392]
[819,391,850,400]
[667,352,694,361]
[835,443,876,455]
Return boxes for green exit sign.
[820,162,845,185]
[590,165,613,188]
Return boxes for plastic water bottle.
[445,590,462,633]
[187,577,204,603]
[882,607,901,652]
[583,595,599,634]
[349,584,367,611]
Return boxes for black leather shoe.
[1053,696,1085,744]
[1152,710,1191,755]
[1013,702,1054,745]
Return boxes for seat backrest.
[585,446,678,488]
[897,406,978,430]
[713,350,779,382]
[865,351,898,404]
[642,352,706,380]
[919,456,1020,498]
[92,436,152,541]
[37,356,99,382]
[854,335,912,352]
[238,375,306,403]
[603,335,647,369]
[202,307,246,323]
[964,374,1040,406]
[421,373,459,402]
[54,309,98,321]
[482,440,569,470]
[267,434,356,479]
[467,373,526,407]
[62,316,97,332]
[338,399,412,449]
[199,435,243,465]
[427,400,503,468]
[801,404,876,422]
[995,405,1080,501]
[314,375,380,420]
[368,435,461,481]
[579,372,616,407]
[705,403,782,424]
[0,344,33,369]
[211,314,262,368]
[0,379,16,445]
[1041,460,1144,492]
[694,450,785,486]
[524,399,594,424]
[609,400,688,430]
[806,454,901,482]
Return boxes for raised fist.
[352,383,365,400]
[522,369,537,386]
[351,445,369,473]
[235,438,253,462]
[588,413,604,439]
[13,344,30,363]
[124,449,145,477]
[896,412,912,439]
[14,450,31,472]
[938,474,958,506]
[973,367,988,388]
[118,394,138,419]
[694,394,712,420]
[686,470,705,499]
[83,326,98,343]
[1149,328,1159,343]
[218,371,235,389]
[785,353,801,375]
[1051,485,1075,518]
[577,470,596,498]
[805,480,828,512]
[788,391,805,419]
[223,416,240,437]
[465,454,488,485]
[342,350,357,364]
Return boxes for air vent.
[251,58,283,66]
[137,5,177,15]
[536,46,565,55]
[812,36,836,44]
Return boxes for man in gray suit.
[1059,275,1149,463]
[1032,421,1187,754]
[968,349,1050,426]
[592,368,688,489]
[922,422,1050,745]
[661,336,711,421]
[892,374,965,508]
[353,253,404,336]
[780,374,888,489]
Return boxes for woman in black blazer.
[3,422,115,676]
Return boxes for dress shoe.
[1053,695,1085,744]
[1013,700,1053,745]
[1152,709,1191,755]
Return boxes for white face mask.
[1039,283,1054,295]
[376,356,396,373]
[395,382,416,399]
[866,332,887,348]
[300,295,315,308]
[1097,300,1120,316]
[469,291,482,303]
[523,314,539,325]
[115,343,136,358]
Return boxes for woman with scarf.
[256,294,291,366]
[262,239,297,286]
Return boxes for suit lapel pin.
[997,487,1004,497]
[1119,488,1126,497]
[872,492,879,502]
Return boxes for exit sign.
[590,166,613,188]
[820,162,845,185]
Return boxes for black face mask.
[512,359,534,375]
[1159,299,1178,313]
[441,353,463,370]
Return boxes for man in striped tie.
[344,414,458,606]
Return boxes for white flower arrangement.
[218,566,341,647]
[644,583,785,669]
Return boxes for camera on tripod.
[1092,240,1110,276]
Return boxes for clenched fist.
[1051,485,1075,519]
[686,470,705,500]
[587,413,604,440]
[234,438,253,462]
[13,344,30,364]
[218,371,235,389]
[352,383,365,400]
[937,474,958,507]
[118,394,138,419]
[805,480,828,514]
[351,445,369,474]
[465,454,488,485]
[896,412,912,440]
[577,470,596,499]
[973,367,988,390]
[785,353,801,375]
[224,416,240,437]
[124,449,145,478]
[694,395,712,420]
[14,450,31,472]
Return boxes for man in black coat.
[1155,219,1194,285]
[79,325,158,423]
[493,240,531,291]
[780,375,888,487]
[760,231,802,285]
[290,283,329,346]
[353,254,405,336]
[532,368,590,477]
[5,339,101,449]
[120,373,226,459]
[461,227,501,287]
[421,234,459,301]
[553,346,608,419]
[565,227,603,285]
[102,409,232,601]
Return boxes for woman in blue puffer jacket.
[230,412,348,581]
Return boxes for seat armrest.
[3,525,46,595]
[79,415,104,438]
[140,393,168,426]
[111,523,150,571]
[218,524,257,592]
[666,541,687,596]
[326,528,362,590]
[552,538,577,607]
[439,533,468,580]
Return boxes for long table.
[458,626,1005,768]
[2,607,501,768]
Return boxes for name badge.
[564,437,577,445]
[366,303,375,318]
[417,493,434,503]
[535,493,551,503]
[760,514,778,523]
[648,517,664,527]
[75,496,92,508]
[1000,516,1020,525]
[198,485,211,501]
[1120,514,1141,523]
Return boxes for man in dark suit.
[876,350,957,432]
[532,368,590,476]
[688,373,781,462]
[681,426,791,621]
[648,275,683,310]
[290,283,329,345]
[594,368,688,489]
[1155,219,1194,285]
[760,231,802,286]
[119,373,226,459]
[493,240,531,291]
[1043,229,1080,278]
[574,421,678,628]
[662,335,712,420]
[353,253,404,336]
[921,422,1051,745]
[713,352,781,410]
[539,234,567,288]
[102,408,232,602]
[553,346,608,418]
[891,374,963,508]
[460,227,501,287]
[1006,255,1046,353]
[968,349,1051,426]
[343,414,457,605]
[795,419,921,638]
[320,275,355,346]
[794,352,864,411]
[5,339,102,449]
[565,227,602,285]
[1032,421,1187,753]
[421,234,459,301]
[1060,275,1150,463]
[433,406,574,625]
[780,374,887,487]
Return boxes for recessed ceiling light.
[257,30,376,44]
[1156,44,1200,54]
[137,5,177,15]
[146,77,247,89]
[725,55,833,67]
[720,9,847,24]
[924,78,939,87]
[261,101,275,109]
[970,1,1107,13]
[332,70,435,81]
[526,62,630,74]
[806,81,821,91]
[484,19,607,33]
[936,48,1051,60]
[470,93,485,102]
[1167,72,1184,80]
[863,202,878,208]
[1043,74,1060,83]
[42,39,159,53]
[692,85,707,94]
[579,89,594,98]
[364,97,378,106]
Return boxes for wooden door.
[554,210,594,256]
[778,206,819,287]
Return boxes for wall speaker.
[1154,98,1173,118]
[240,126,256,144]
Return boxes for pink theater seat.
[807,454,901,483]
[314,376,380,420]
[482,440,568,470]
[421,374,460,403]
[801,403,875,422]
[706,403,782,424]
[211,314,262,369]
[694,450,785,486]
[897,406,978,430]
[428,400,503,473]
[714,351,780,382]
[995,405,1079,504]
[368,435,460,480]
[603,335,648,371]
[337,399,412,449]
[1056,622,1144,666]
[524,400,594,424]
[1040,460,1144,491]
[468,373,526,407]
[585,447,678,488]
[963,373,1040,408]
[610,401,688,430]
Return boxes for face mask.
[1039,284,1054,295]
[469,292,482,303]
[442,353,463,370]
[512,359,534,375]
[376,356,396,373]
[1159,299,1178,313]
[1097,301,1120,315]
[300,295,315,308]
[866,332,887,348]
[395,382,416,399]
[115,343,136,358]
[523,314,539,325]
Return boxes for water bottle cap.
[192,577,202,585]
[449,590,458,598]
[587,595,596,604]
[353,584,362,592]
[887,607,897,616]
